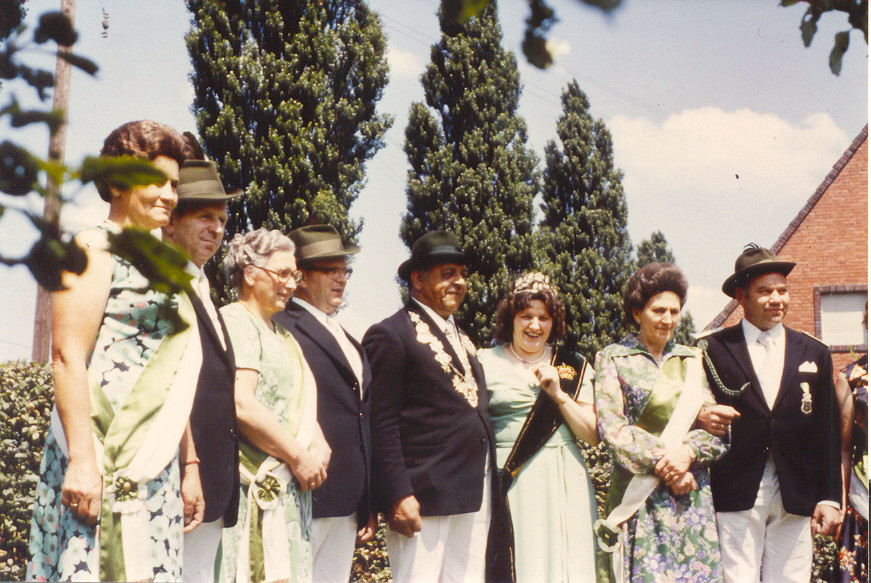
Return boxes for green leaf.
[33,12,78,47]
[24,218,88,291]
[106,228,194,330]
[78,155,168,192]
[800,8,821,47]
[19,66,54,101]
[0,141,39,196]
[522,31,553,69]
[58,52,99,76]
[829,30,850,75]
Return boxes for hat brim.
[722,260,795,297]
[398,250,468,281]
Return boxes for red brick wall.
[718,133,868,371]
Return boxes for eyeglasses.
[307,266,354,279]
[250,264,303,284]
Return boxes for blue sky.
[0,0,866,359]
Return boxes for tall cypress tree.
[186,0,391,296]
[401,4,537,346]
[636,230,696,345]
[539,80,632,361]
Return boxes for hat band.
[427,245,463,255]
[298,239,346,258]
[177,178,226,197]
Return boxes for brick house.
[704,125,868,371]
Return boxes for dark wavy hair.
[493,286,566,345]
[622,262,688,328]
[96,120,186,201]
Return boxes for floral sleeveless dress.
[27,223,185,582]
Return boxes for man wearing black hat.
[363,231,495,583]
[162,159,241,582]
[696,244,841,583]
[272,225,374,583]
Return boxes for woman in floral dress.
[594,263,727,583]
[27,121,203,582]
[218,229,331,583]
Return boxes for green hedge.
[0,360,53,582]
[0,361,838,582]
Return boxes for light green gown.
[480,345,597,583]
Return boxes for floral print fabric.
[218,303,313,583]
[27,224,184,582]
[594,335,726,583]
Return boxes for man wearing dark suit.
[273,224,374,583]
[162,159,241,583]
[697,244,841,583]
[363,231,496,583]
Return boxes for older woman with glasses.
[218,228,331,583]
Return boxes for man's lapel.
[187,290,233,366]
[286,303,360,389]
[722,324,769,410]
[772,328,804,411]
[406,301,465,373]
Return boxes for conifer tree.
[401,4,537,346]
[539,80,632,360]
[186,0,391,297]
[636,230,696,345]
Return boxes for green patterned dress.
[27,223,187,582]
[218,302,314,583]
[594,335,726,583]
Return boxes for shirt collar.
[293,297,329,325]
[742,319,784,346]
[184,260,203,281]
[411,297,456,334]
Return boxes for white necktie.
[445,322,472,376]
[756,331,779,406]
[198,275,226,350]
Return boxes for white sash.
[594,355,704,583]
[236,457,295,583]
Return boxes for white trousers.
[716,459,812,583]
[386,469,491,583]
[312,514,358,583]
[183,518,224,583]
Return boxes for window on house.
[818,289,867,347]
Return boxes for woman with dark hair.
[481,272,598,582]
[594,262,726,583]
[27,120,203,582]
[218,228,330,583]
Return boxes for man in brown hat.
[162,159,241,582]
[696,243,841,583]
[362,230,495,583]
[272,225,375,583]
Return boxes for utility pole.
[31,0,76,362]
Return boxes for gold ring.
[308,481,315,487]
[70,502,79,511]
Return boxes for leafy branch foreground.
[0,361,840,582]
[1,11,194,298]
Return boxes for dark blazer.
[363,301,496,517]
[187,291,240,526]
[274,302,372,527]
[699,323,840,516]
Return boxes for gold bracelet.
[184,458,200,465]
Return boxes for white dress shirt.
[742,319,784,408]
[293,298,364,390]
[187,262,226,350]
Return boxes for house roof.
[704,124,869,331]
